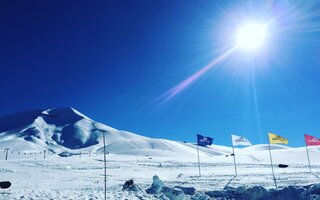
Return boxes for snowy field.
[0,109,320,199]
[1,145,320,199]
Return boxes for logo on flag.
[197,134,213,147]
[231,134,252,146]
[268,133,288,144]
[304,134,320,146]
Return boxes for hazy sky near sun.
[1,0,320,146]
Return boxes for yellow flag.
[268,133,288,144]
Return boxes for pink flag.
[304,134,320,146]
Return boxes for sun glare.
[237,23,267,50]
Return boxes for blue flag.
[197,134,213,146]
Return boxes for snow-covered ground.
[0,145,320,199]
[1,108,320,199]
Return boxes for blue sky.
[1,0,320,147]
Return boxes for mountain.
[0,108,105,152]
[0,108,291,157]
[0,108,215,157]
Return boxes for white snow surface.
[1,147,320,199]
[0,108,320,199]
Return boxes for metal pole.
[197,144,201,177]
[268,143,277,188]
[232,145,238,177]
[44,150,46,159]
[305,145,312,173]
[103,131,107,200]
[4,148,9,160]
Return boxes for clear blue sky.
[1,0,320,147]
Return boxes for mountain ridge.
[0,108,209,157]
[0,107,115,152]
[0,108,292,157]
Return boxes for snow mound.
[205,184,320,200]
[143,175,320,200]
[146,175,185,200]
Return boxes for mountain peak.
[0,108,208,157]
[43,107,90,120]
[0,107,90,133]
[43,107,83,116]
[0,107,100,151]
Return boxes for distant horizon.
[0,106,316,148]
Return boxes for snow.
[0,108,217,157]
[146,175,165,194]
[0,108,320,199]
[244,144,292,151]
[0,146,320,199]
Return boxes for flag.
[197,134,213,146]
[231,134,252,146]
[268,133,288,144]
[304,134,320,146]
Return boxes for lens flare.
[159,46,237,104]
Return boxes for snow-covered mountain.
[0,108,293,158]
[0,108,106,152]
[0,108,213,156]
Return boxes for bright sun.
[237,23,267,50]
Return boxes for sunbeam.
[158,46,238,105]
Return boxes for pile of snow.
[146,175,186,200]
[205,184,320,200]
[139,175,320,200]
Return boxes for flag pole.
[103,131,107,200]
[305,144,312,173]
[197,144,201,177]
[268,142,277,188]
[232,144,238,177]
